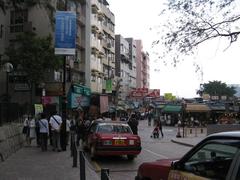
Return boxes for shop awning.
[208,104,225,111]
[162,105,182,113]
[185,104,210,112]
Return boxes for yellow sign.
[34,104,43,116]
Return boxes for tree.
[4,32,62,85]
[197,80,236,97]
[153,0,240,65]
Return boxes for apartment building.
[0,1,90,112]
[90,0,115,95]
[115,35,138,102]
[125,38,137,90]
[0,0,116,114]
[135,40,150,89]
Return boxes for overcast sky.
[107,0,240,98]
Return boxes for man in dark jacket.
[128,114,139,135]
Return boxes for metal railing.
[0,103,27,126]
[70,131,112,180]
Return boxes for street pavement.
[0,121,207,180]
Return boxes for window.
[91,75,96,82]
[10,10,28,33]
[182,141,239,180]
[97,125,113,133]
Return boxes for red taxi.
[84,120,142,160]
[136,131,240,180]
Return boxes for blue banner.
[55,11,76,55]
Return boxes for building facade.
[0,0,117,115]
[135,40,150,89]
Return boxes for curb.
[171,139,195,147]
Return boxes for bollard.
[0,153,4,162]
[79,150,86,180]
[73,143,77,167]
[70,133,74,157]
[101,168,109,180]
[190,129,192,134]
[201,128,203,133]
[195,127,197,137]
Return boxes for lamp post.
[60,0,69,151]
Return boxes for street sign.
[55,11,76,55]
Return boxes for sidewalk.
[171,131,207,147]
[0,144,100,180]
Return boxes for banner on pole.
[55,11,76,55]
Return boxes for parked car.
[84,120,142,160]
[135,131,240,180]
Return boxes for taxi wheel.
[127,155,135,160]
[90,145,96,160]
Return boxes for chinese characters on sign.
[55,11,76,55]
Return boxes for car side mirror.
[171,160,181,170]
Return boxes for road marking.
[144,149,169,159]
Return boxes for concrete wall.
[0,123,24,163]
[207,124,240,135]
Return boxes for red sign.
[131,91,143,97]
[130,88,149,97]
[146,89,160,98]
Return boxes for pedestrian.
[49,111,62,152]
[75,109,85,147]
[128,114,139,135]
[22,115,30,146]
[147,110,152,126]
[157,118,164,138]
[66,116,71,145]
[38,113,49,151]
[29,115,36,146]
[35,115,41,147]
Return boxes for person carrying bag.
[49,111,62,152]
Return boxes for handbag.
[22,126,29,134]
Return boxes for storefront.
[162,104,182,125]
[185,103,210,126]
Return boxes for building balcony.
[98,11,105,21]
[91,25,99,33]
[91,4,99,14]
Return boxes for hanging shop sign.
[106,79,112,93]
[72,84,91,96]
[69,93,90,108]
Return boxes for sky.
[107,0,240,98]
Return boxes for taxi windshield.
[97,124,132,134]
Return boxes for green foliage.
[200,80,236,97]
[5,32,63,84]
[153,0,240,64]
